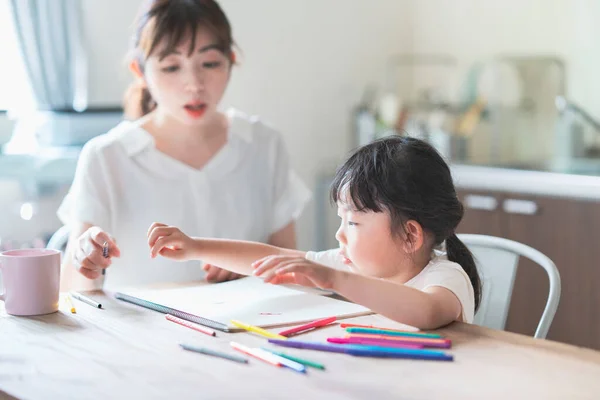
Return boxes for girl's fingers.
[148,226,175,248]
[147,222,168,238]
[253,255,296,276]
[268,273,298,285]
[260,259,302,283]
[151,236,177,258]
[158,247,183,260]
[251,256,270,270]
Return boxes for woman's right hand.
[73,227,120,279]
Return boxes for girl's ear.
[129,60,145,82]
[402,220,425,254]
[230,50,236,64]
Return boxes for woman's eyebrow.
[158,44,223,61]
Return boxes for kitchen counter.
[451,163,600,201]
[0,147,79,183]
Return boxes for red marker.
[279,316,337,337]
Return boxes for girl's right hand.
[147,222,197,261]
[74,227,120,280]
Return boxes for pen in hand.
[102,241,108,276]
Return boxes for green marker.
[261,347,325,370]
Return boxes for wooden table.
[1,290,600,400]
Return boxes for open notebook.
[115,277,372,332]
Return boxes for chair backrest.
[457,234,561,339]
[46,225,70,254]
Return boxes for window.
[0,0,35,112]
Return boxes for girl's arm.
[334,272,463,329]
[148,223,304,276]
[193,239,304,276]
[253,256,463,330]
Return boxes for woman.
[58,0,310,289]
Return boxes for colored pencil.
[167,314,216,336]
[180,344,247,363]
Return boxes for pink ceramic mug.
[0,249,61,316]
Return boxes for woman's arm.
[267,221,297,249]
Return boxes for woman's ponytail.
[123,82,156,120]
[446,233,482,311]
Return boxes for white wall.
[80,0,414,250]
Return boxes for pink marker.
[327,337,424,349]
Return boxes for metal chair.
[46,225,70,254]
[458,233,561,339]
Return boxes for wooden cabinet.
[457,189,600,350]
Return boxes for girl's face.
[335,202,406,279]
[142,28,231,125]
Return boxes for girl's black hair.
[330,136,482,311]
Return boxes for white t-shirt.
[305,249,475,323]
[58,109,311,289]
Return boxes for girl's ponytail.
[446,233,482,311]
[123,82,156,120]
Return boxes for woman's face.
[142,28,231,126]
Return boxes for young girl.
[147,136,482,329]
[58,0,310,290]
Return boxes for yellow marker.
[231,320,287,340]
[65,294,76,314]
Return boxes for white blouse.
[58,109,311,288]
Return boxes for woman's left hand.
[203,263,244,283]
[251,255,338,290]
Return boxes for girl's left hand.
[252,255,338,290]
